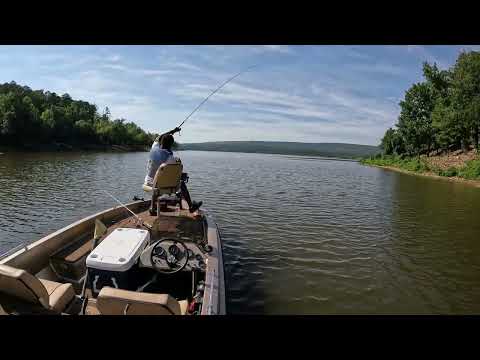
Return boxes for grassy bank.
[361,153,480,181]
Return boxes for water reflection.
[1,151,480,314]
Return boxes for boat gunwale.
[201,213,226,315]
[0,200,149,272]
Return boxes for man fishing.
[144,127,202,215]
[143,65,255,215]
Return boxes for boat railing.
[207,268,215,315]
[0,243,28,261]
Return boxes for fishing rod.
[176,64,258,129]
[103,190,152,230]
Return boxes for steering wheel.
[150,238,189,274]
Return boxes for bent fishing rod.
[173,64,258,132]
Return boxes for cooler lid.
[86,228,150,272]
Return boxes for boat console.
[139,238,207,273]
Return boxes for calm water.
[1,150,480,314]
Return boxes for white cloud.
[169,62,203,72]
[5,45,436,145]
[166,75,398,145]
[38,66,394,145]
[459,45,480,52]
[405,45,448,69]
[173,82,336,119]
[179,112,384,145]
[350,63,409,77]
[174,79,396,124]
[343,47,373,61]
[106,54,121,62]
[101,63,173,77]
[260,45,292,53]
[202,45,292,54]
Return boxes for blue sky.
[0,45,478,145]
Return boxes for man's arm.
[155,127,181,142]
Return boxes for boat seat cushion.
[0,264,50,308]
[0,264,75,313]
[97,287,188,315]
[40,279,76,313]
[85,298,101,315]
[0,293,58,315]
[143,162,183,194]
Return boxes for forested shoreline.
[0,82,158,150]
[362,50,480,181]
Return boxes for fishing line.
[176,64,258,129]
[102,190,152,230]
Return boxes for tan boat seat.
[0,264,75,313]
[97,287,188,315]
[143,160,183,195]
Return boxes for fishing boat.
[0,65,259,316]
[0,161,226,315]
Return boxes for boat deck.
[100,205,205,245]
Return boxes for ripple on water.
[2,151,480,314]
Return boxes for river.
[1,150,480,314]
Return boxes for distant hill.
[177,141,380,159]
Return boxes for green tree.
[381,128,395,155]
[0,81,174,148]
[0,93,17,136]
[74,120,95,142]
[397,82,436,156]
[0,93,40,141]
[40,108,56,140]
[450,51,480,149]
[423,62,451,99]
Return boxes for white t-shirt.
[144,141,174,185]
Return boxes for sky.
[0,45,478,145]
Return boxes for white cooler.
[86,228,150,295]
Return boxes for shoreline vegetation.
[361,50,480,186]
[1,143,148,153]
[1,142,375,160]
[361,150,480,186]
[0,82,159,151]
[364,163,480,188]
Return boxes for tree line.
[381,50,480,157]
[0,81,158,147]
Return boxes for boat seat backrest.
[0,264,50,308]
[0,264,76,313]
[97,287,183,315]
[143,160,183,195]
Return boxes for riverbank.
[368,163,480,188]
[0,143,149,153]
[361,150,480,187]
